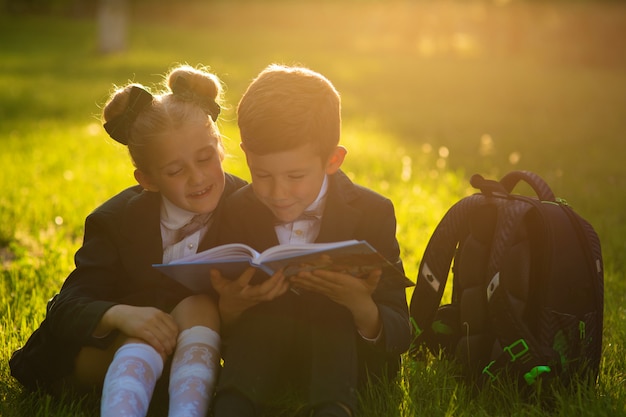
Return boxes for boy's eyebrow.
[251,167,309,175]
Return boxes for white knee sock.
[168,326,221,417]
[100,343,164,417]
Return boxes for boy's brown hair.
[237,64,341,160]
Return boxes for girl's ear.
[325,146,347,175]
[134,169,159,192]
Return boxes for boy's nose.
[269,181,287,199]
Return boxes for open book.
[154,239,415,293]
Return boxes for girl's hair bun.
[103,84,154,145]
[167,65,223,121]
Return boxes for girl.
[9,65,246,417]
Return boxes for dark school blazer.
[218,170,412,376]
[10,173,246,392]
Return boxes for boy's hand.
[210,267,289,325]
[289,269,383,339]
[290,268,380,306]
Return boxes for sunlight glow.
[508,151,521,165]
[452,33,479,57]
[416,33,479,58]
[86,122,101,136]
[479,134,494,156]
[417,37,437,58]
[401,155,412,182]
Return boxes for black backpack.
[409,171,603,389]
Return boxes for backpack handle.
[470,174,509,196]
[499,170,556,202]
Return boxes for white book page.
[256,239,360,263]
[170,243,259,264]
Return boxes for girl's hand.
[290,268,383,339]
[98,305,179,356]
[210,267,289,325]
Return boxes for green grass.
[1,1,626,415]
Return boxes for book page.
[260,240,414,288]
[256,239,360,264]
[169,242,259,264]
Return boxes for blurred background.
[2,3,626,414]
[1,0,625,270]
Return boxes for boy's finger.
[209,269,227,291]
[255,270,287,299]
[209,269,226,281]
[236,267,257,286]
[365,269,382,288]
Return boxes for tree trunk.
[97,0,129,54]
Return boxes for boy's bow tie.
[274,210,321,226]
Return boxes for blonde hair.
[103,64,224,171]
[237,64,341,160]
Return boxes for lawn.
[1,1,625,415]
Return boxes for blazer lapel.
[199,173,248,251]
[243,193,281,250]
[120,190,163,272]
[229,188,280,251]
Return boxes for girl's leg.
[100,340,165,417]
[168,294,221,417]
[63,332,126,395]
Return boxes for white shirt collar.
[305,174,329,217]
[274,175,329,245]
[160,196,197,230]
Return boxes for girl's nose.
[189,165,205,185]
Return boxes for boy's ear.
[325,146,347,175]
[134,169,159,192]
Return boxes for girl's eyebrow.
[156,145,217,171]
[157,159,183,171]
[198,145,217,156]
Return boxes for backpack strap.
[409,193,483,344]
[479,172,561,385]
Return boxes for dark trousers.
[215,291,358,415]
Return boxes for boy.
[210,64,411,417]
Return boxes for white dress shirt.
[160,197,212,264]
[275,175,328,245]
